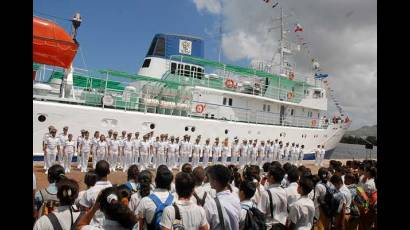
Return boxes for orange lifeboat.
[33,16,78,68]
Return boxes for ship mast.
[279,6,284,75]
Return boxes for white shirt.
[46,136,60,151]
[232,143,240,157]
[191,185,212,205]
[203,190,241,230]
[221,145,230,157]
[80,219,132,230]
[91,137,99,153]
[96,141,108,155]
[202,182,216,198]
[64,140,76,154]
[81,138,92,153]
[364,178,377,195]
[136,189,174,225]
[140,141,150,155]
[133,138,141,152]
[193,144,202,157]
[158,141,167,155]
[79,181,113,227]
[59,133,68,146]
[239,200,256,229]
[251,183,265,212]
[160,199,208,229]
[212,144,221,157]
[123,139,133,153]
[260,183,288,227]
[285,182,301,207]
[181,141,192,153]
[203,145,211,157]
[239,144,247,156]
[33,206,82,230]
[258,145,265,157]
[288,196,315,230]
[320,148,326,155]
[167,143,179,155]
[129,191,147,214]
[109,139,120,153]
[274,143,280,153]
[339,185,352,214]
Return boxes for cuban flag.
[294,24,303,32]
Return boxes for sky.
[33,0,377,130]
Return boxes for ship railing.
[162,70,312,104]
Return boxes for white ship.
[33,10,351,161]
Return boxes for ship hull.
[34,100,346,160]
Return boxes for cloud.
[191,0,377,129]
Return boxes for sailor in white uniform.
[257,141,266,165]
[90,131,100,169]
[119,130,127,170]
[278,142,285,164]
[76,130,85,169]
[79,131,92,172]
[290,143,297,165]
[42,125,54,171]
[44,128,60,173]
[247,140,253,165]
[297,145,305,166]
[274,139,280,161]
[58,126,69,166]
[231,138,240,165]
[212,138,221,165]
[192,138,201,167]
[293,144,300,166]
[180,135,192,166]
[250,141,258,165]
[123,133,134,172]
[265,140,273,163]
[283,142,290,163]
[239,140,248,168]
[221,138,230,165]
[166,136,178,170]
[132,132,141,165]
[108,131,121,171]
[105,129,113,161]
[62,134,75,173]
[151,136,160,168]
[139,135,151,170]
[175,137,181,168]
[320,145,326,166]
[202,138,211,167]
[95,135,108,164]
[157,135,167,167]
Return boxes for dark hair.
[175,172,195,198]
[271,161,282,168]
[208,165,231,187]
[344,173,356,185]
[48,165,65,183]
[84,171,97,188]
[311,174,320,186]
[298,176,314,195]
[318,167,329,183]
[127,165,139,181]
[138,170,152,197]
[358,163,365,171]
[192,166,205,186]
[181,163,193,174]
[56,178,79,206]
[287,167,299,183]
[243,165,261,182]
[330,175,343,185]
[262,162,271,173]
[268,165,285,183]
[283,162,292,173]
[297,165,307,174]
[98,187,138,229]
[239,180,257,199]
[366,166,377,178]
[95,160,110,178]
[155,167,173,190]
[116,184,131,201]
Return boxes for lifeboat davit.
[33,16,78,68]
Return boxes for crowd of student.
[33,158,377,230]
[42,125,328,174]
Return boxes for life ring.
[287,92,294,100]
[311,120,317,127]
[289,72,295,80]
[225,78,235,88]
[195,104,205,113]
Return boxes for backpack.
[193,192,207,207]
[320,184,340,218]
[38,188,60,217]
[172,203,186,230]
[147,193,174,230]
[46,208,84,230]
[215,196,226,230]
[240,203,266,230]
[126,181,139,194]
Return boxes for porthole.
[38,115,46,122]
[224,129,228,134]
[185,126,189,131]
[191,127,195,132]
[150,123,155,129]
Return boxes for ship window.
[38,115,46,122]
[142,59,151,68]
[177,64,183,75]
[228,98,232,106]
[184,65,190,77]
[154,37,165,56]
[191,66,197,78]
[291,109,294,116]
[147,37,157,56]
[263,104,266,111]
[267,105,271,112]
[197,68,204,78]
[171,62,176,74]
[223,97,227,105]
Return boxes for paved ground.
[33,159,352,191]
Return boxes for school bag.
[47,208,84,230]
[38,188,60,217]
[240,203,267,230]
[215,196,226,230]
[171,203,186,230]
[319,184,340,218]
[192,191,207,206]
[147,193,174,230]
